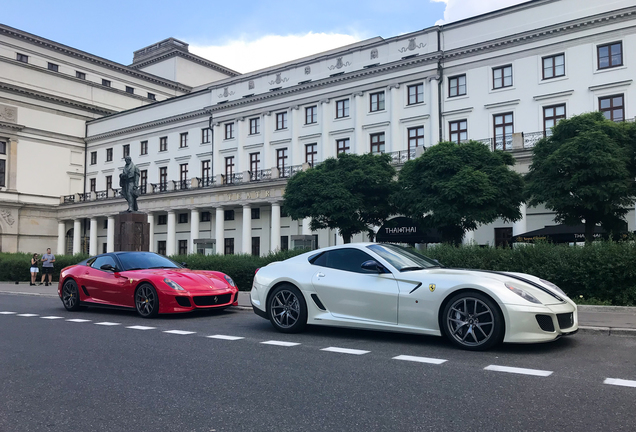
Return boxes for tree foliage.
[395,141,524,245]
[525,112,636,243]
[282,153,397,243]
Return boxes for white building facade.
[3,0,636,255]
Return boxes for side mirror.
[181,262,188,268]
[361,260,385,273]
[100,264,116,272]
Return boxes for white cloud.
[432,0,529,24]
[190,32,363,74]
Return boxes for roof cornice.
[130,49,240,77]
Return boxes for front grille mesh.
[193,294,232,306]
[557,312,574,330]
[536,314,555,332]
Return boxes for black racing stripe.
[457,269,564,302]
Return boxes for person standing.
[30,253,40,286]
[40,248,55,286]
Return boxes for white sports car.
[250,243,578,350]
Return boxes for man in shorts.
[40,248,55,286]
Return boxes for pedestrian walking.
[40,248,55,286]
[30,253,40,286]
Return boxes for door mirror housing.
[361,260,387,273]
[100,264,118,272]
[181,262,188,268]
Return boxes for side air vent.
[311,294,326,311]
[175,297,191,307]
[535,314,555,332]
[81,285,90,297]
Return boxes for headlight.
[164,278,184,291]
[224,275,236,287]
[505,282,541,304]
[539,279,566,296]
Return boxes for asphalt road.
[1,293,635,432]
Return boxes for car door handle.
[316,272,325,277]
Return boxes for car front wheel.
[62,279,82,311]
[135,283,159,318]
[442,292,504,351]
[267,284,307,333]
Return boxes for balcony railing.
[198,177,215,187]
[95,190,108,200]
[386,149,417,165]
[522,131,547,149]
[174,179,190,190]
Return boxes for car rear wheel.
[267,284,307,333]
[442,292,504,351]
[135,283,159,318]
[62,279,82,311]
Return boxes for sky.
[2,0,528,73]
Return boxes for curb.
[0,291,58,298]
[577,305,636,313]
[578,326,636,337]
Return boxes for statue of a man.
[119,156,140,212]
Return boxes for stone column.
[429,76,440,145]
[147,213,155,252]
[389,84,400,152]
[302,217,312,235]
[271,202,281,252]
[7,138,18,191]
[212,123,223,179]
[57,221,65,255]
[242,205,252,255]
[89,218,98,256]
[166,211,176,256]
[190,208,200,254]
[262,112,271,168]
[513,203,528,236]
[215,206,225,255]
[353,92,364,154]
[107,216,115,252]
[320,99,331,160]
[72,219,81,255]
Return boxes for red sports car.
[57,251,239,317]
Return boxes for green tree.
[395,141,524,245]
[282,153,397,243]
[525,112,635,243]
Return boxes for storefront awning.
[512,224,614,243]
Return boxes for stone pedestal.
[114,212,150,252]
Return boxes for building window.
[449,120,468,144]
[201,128,211,143]
[0,159,6,187]
[251,237,260,256]
[125,86,134,94]
[276,112,288,130]
[281,236,289,251]
[201,160,211,183]
[122,144,130,158]
[598,42,623,69]
[599,94,624,122]
[147,93,156,100]
[102,79,111,87]
[157,215,167,225]
[200,211,211,222]
[336,99,349,118]
[140,170,147,194]
[277,148,288,176]
[178,240,187,255]
[369,91,385,112]
[408,83,424,105]
[180,163,188,188]
[370,133,385,154]
[251,208,260,219]
[249,117,260,135]
[225,123,235,139]
[178,213,188,224]
[103,219,108,229]
[159,167,167,191]
[543,104,566,133]
[157,241,166,255]
[0,141,5,154]
[305,106,317,124]
[336,138,350,155]
[106,175,112,190]
[543,54,565,80]
[305,143,317,166]
[224,210,235,221]
[140,140,148,155]
[160,136,167,152]
[493,65,513,89]
[225,157,234,183]
[16,53,28,63]
[250,153,260,180]
[224,238,235,255]
[408,127,424,157]
[76,71,86,80]
[90,151,97,165]
[89,178,96,192]
[449,75,466,97]
[493,113,514,150]
[106,148,113,162]
[48,62,59,72]
[180,132,188,148]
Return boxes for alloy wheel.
[446,297,495,347]
[270,289,301,329]
[136,285,156,317]
[62,281,78,310]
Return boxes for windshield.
[117,252,183,271]
[367,244,440,272]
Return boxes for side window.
[312,248,377,274]
[91,255,118,271]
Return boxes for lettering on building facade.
[221,190,271,201]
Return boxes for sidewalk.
[1,282,635,336]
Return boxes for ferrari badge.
[129,278,134,284]
[429,284,436,292]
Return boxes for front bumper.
[503,301,579,343]
[158,290,239,314]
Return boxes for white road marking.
[0,311,17,314]
[393,355,447,364]
[260,340,301,347]
[40,316,64,320]
[163,330,196,335]
[207,335,244,340]
[94,322,121,326]
[17,314,38,317]
[66,319,91,323]
[321,347,370,355]
[604,378,636,388]
[126,325,156,330]
[484,365,553,377]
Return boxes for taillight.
[255,268,260,274]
